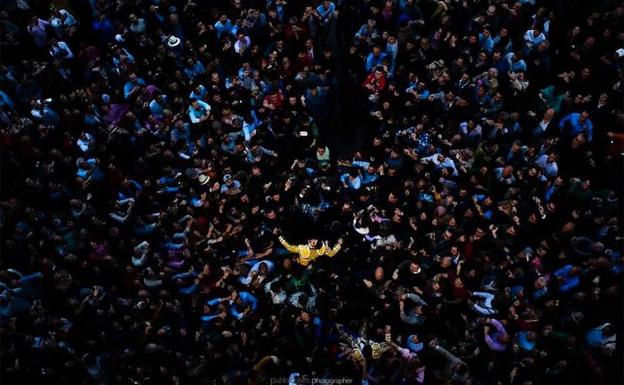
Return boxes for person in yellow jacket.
[277,235,343,266]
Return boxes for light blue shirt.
[535,154,558,178]
[366,52,388,72]
[123,78,146,99]
[524,30,546,50]
[214,19,233,38]
[504,52,527,73]
[479,33,494,54]
[340,173,362,190]
[316,2,336,20]
[230,291,258,320]
[188,100,211,124]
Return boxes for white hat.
[167,35,181,48]
[616,48,624,58]
[355,226,370,235]
[115,34,125,43]
[198,174,210,185]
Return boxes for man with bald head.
[532,108,556,138]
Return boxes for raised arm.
[431,341,466,367]
[489,318,506,333]
[404,293,428,306]
[324,239,343,257]
[278,236,300,253]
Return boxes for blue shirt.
[230,292,258,320]
[504,52,527,73]
[518,331,536,351]
[171,123,191,143]
[559,112,593,142]
[201,297,225,322]
[406,336,424,353]
[492,35,513,55]
[245,146,276,164]
[479,33,494,54]
[214,19,233,38]
[553,265,580,292]
[351,161,379,185]
[366,52,388,72]
[0,91,14,109]
[188,100,211,124]
[340,173,362,190]
[149,98,166,116]
[189,85,207,100]
[183,61,206,80]
[123,78,146,99]
[220,180,241,194]
[316,2,336,20]
[586,325,612,348]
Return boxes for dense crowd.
[0,0,623,384]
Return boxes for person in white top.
[49,39,74,60]
[239,260,275,286]
[535,152,559,178]
[532,108,555,137]
[234,33,251,54]
[523,27,546,53]
[421,153,459,176]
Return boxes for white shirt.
[460,122,482,137]
[264,278,287,304]
[234,36,251,53]
[77,133,94,152]
[535,155,558,177]
[239,260,275,285]
[523,30,545,49]
[50,41,74,59]
[423,153,458,176]
[538,118,551,133]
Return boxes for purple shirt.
[485,319,508,352]
[28,19,50,48]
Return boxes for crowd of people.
[0,0,623,384]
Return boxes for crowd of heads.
[0,0,623,384]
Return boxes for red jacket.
[362,72,386,94]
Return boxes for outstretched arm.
[278,236,300,253]
[404,293,428,306]
[431,341,466,367]
[324,238,343,257]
